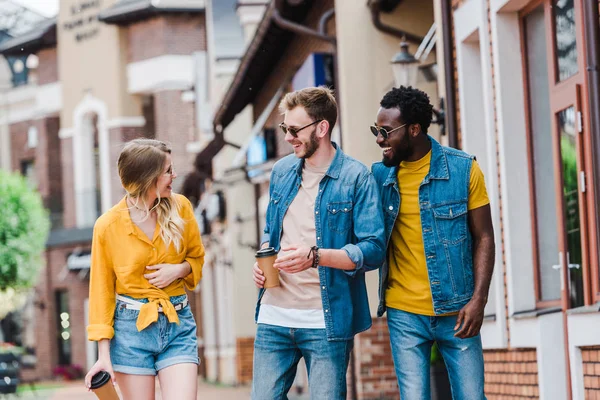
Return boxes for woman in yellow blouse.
[83,139,204,400]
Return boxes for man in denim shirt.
[371,86,495,399]
[251,87,385,399]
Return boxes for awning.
[0,19,56,56]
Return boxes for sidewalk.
[12,379,251,400]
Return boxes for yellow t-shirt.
[385,151,489,316]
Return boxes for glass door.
[551,90,587,309]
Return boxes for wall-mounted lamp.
[391,38,446,135]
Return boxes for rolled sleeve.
[87,225,116,341]
[181,198,205,290]
[261,232,270,247]
[342,244,364,277]
[343,172,386,277]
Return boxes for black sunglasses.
[370,123,407,139]
[279,119,323,138]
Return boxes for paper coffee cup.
[90,371,120,400]
[256,247,279,288]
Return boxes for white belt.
[116,294,188,313]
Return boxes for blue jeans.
[387,308,486,400]
[251,324,353,400]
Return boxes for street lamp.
[391,40,419,88]
[390,38,446,135]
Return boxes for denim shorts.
[110,294,199,375]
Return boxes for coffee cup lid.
[90,371,111,389]
[256,247,277,258]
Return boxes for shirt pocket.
[327,201,354,233]
[432,202,468,244]
[113,263,142,282]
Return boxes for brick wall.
[484,349,539,399]
[350,318,398,400]
[127,14,207,63]
[9,120,36,173]
[153,90,196,192]
[60,137,76,229]
[37,47,58,85]
[236,337,254,384]
[32,245,92,380]
[582,346,600,398]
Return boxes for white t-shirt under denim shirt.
[258,161,329,329]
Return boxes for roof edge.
[212,3,276,128]
[99,1,205,25]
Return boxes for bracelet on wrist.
[307,246,320,268]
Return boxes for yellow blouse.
[86,194,204,341]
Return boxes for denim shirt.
[256,143,386,341]
[372,136,475,317]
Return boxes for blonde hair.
[118,139,185,252]
[279,86,338,135]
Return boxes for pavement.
[5,379,252,400]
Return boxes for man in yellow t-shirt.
[371,86,495,400]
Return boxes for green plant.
[0,171,49,290]
[431,342,444,365]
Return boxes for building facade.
[445,0,600,398]
[0,0,212,381]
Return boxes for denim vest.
[372,136,475,317]
[257,143,386,340]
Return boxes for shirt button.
[316,211,319,214]
[344,208,348,212]
[333,209,336,212]
[317,237,320,240]
[322,286,325,290]
[325,309,329,313]
[389,206,393,210]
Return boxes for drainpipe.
[271,0,342,150]
[583,0,600,266]
[367,0,457,148]
[440,0,458,148]
[272,7,335,44]
[367,0,425,44]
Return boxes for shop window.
[55,290,71,365]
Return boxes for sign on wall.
[62,0,102,43]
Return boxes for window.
[27,126,38,148]
[20,159,37,188]
[524,5,561,304]
[76,113,102,227]
[553,0,578,81]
